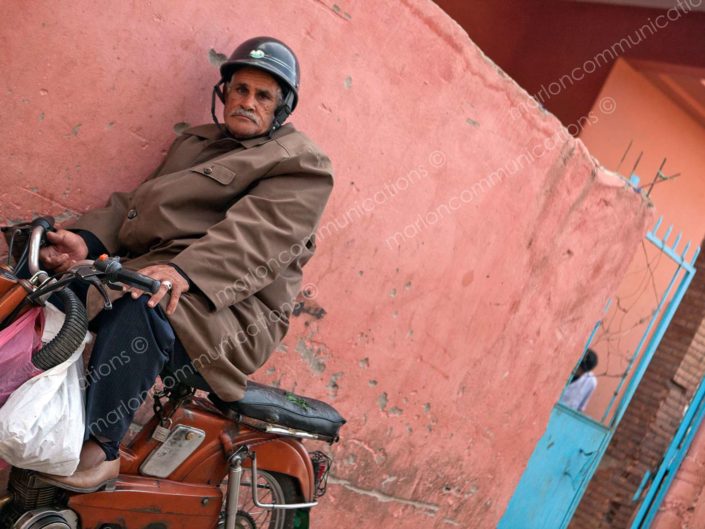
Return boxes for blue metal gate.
[630,365,705,527]
[499,216,699,529]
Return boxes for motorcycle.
[0,217,345,529]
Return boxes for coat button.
[127,209,138,219]
[203,167,213,175]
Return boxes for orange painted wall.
[0,1,653,526]
[435,0,705,130]
[576,56,705,528]
[580,59,705,239]
[579,58,705,424]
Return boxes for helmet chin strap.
[269,90,295,137]
[210,80,229,135]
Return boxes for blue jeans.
[82,295,195,460]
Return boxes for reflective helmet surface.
[220,36,300,113]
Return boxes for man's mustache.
[230,108,259,124]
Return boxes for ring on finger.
[162,280,173,291]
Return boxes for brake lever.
[72,264,113,311]
[85,276,113,311]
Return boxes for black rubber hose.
[32,288,88,370]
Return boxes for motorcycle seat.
[210,382,346,442]
[160,366,346,441]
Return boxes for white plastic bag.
[0,303,89,476]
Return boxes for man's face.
[223,67,281,139]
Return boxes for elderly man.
[38,37,333,491]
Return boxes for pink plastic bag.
[0,307,45,407]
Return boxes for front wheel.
[219,470,303,529]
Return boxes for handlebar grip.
[116,268,161,294]
[31,216,55,232]
[94,256,161,294]
[28,217,56,275]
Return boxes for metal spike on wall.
[646,158,681,197]
[630,151,644,180]
[616,140,633,174]
[646,158,667,197]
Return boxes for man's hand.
[126,264,189,315]
[39,229,89,273]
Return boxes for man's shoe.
[38,458,120,493]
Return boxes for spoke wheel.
[219,470,301,529]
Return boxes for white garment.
[560,372,597,412]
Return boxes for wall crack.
[328,476,440,513]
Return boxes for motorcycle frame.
[0,219,330,528]
[67,395,316,529]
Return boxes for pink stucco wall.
[1,1,652,526]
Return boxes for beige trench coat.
[70,123,333,400]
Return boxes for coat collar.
[183,123,295,149]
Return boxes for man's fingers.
[128,269,160,299]
[146,281,173,308]
[53,254,73,273]
[46,230,69,251]
[40,246,60,261]
[122,265,186,313]
[45,229,88,260]
[46,230,63,243]
[146,291,164,308]
[166,290,181,315]
[130,287,146,299]
[41,251,70,271]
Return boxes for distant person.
[560,349,598,412]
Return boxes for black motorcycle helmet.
[211,36,300,134]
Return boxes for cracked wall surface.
[1,0,652,527]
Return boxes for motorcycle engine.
[0,469,74,529]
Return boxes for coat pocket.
[191,163,237,185]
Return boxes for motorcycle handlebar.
[116,268,161,294]
[28,216,55,277]
[31,216,55,232]
[22,216,159,294]
[93,256,161,294]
